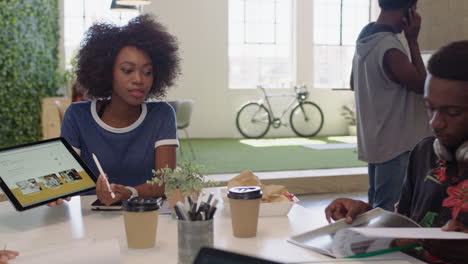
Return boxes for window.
[312,0,371,88]
[63,0,139,66]
[229,0,293,89]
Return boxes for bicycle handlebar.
[256,84,308,94]
[294,84,307,93]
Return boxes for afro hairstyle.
[75,14,180,99]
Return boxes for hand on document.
[325,198,372,224]
[0,249,19,264]
[421,219,468,264]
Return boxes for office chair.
[169,99,195,159]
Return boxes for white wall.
[418,0,468,51]
[144,0,356,138]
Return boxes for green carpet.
[177,136,366,174]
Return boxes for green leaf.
[147,162,219,197]
[0,0,60,148]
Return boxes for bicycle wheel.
[236,102,271,138]
[290,101,324,137]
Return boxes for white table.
[0,190,424,264]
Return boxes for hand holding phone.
[403,7,421,43]
[403,8,410,23]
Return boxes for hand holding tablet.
[0,247,19,263]
[0,137,97,211]
[47,196,72,207]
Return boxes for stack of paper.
[288,208,468,258]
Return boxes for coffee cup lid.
[227,186,262,200]
[122,197,160,212]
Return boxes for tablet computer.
[194,247,282,264]
[0,137,97,211]
[91,198,172,214]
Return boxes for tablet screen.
[0,137,96,210]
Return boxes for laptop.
[0,137,97,211]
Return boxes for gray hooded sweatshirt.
[352,32,431,163]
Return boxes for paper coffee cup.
[228,186,262,238]
[123,197,160,249]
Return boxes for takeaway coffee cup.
[122,197,160,249]
[228,186,262,238]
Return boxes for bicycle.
[235,85,324,138]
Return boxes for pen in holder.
[177,219,213,264]
[175,194,217,264]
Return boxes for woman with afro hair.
[57,14,180,206]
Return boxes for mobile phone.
[91,198,172,214]
[91,199,122,211]
[403,8,410,21]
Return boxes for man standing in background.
[351,0,431,210]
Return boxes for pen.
[208,199,218,219]
[92,153,116,199]
[195,194,203,213]
[200,211,205,221]
[206,192,214,205]
[346,243,419,259]
[176,201,190,221]
[175,193,218,221]
[174,204,185,220]
[184,196,191,212]
[187,196,193,207]
[156,197,163,207]
[190,203,197,217]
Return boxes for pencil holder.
[177,219,214,264]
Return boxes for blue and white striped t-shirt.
[61,100,179,187]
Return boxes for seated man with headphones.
[325,40,468,264]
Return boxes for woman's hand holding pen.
[96,174,129,205]
[93,153,126,205]
[0,248,19,264]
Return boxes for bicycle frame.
[236,84,323,138]
[256,85,307,127]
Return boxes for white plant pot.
[348,125,357,136]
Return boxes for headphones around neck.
[433,139,468,163]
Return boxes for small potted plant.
[341,104,356,136]
[148,162,217,208]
